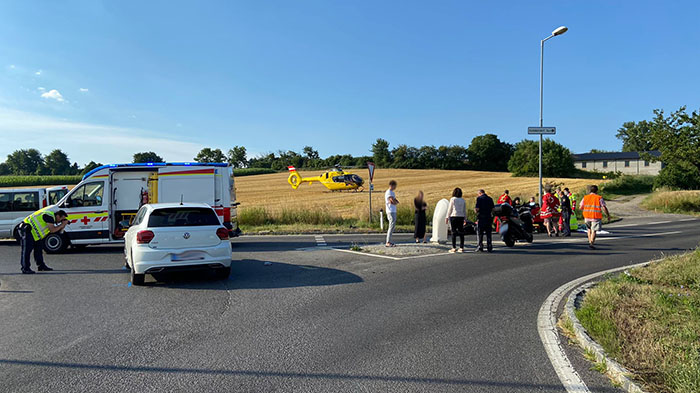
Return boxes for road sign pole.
[369,183,372,223]
[539,38,544,200]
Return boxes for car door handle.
[94,211,106,213]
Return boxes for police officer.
[20,208,69,274]
[474,189,495,252]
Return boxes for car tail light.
[137,230,155,244]
[216,227,229,240]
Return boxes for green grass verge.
[575,249,700,393]
[642,190,700,215]
[0,175,83,187]
[233,168,277,176]
[599,175,655,199]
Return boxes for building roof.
[572,151,661,161]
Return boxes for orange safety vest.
[582,194,603,220]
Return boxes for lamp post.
[538,25,568,199]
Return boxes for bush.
[0,175,82,187]
[508,139,575,177]
[654,162,700,190]
[600,175,655,198]
[233,168,277,177]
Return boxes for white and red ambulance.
[45,163,238,252]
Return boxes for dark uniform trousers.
[20,225,46,272]
[477,219,493,251]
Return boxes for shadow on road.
[0,358,620,391]
[146,259,363,290]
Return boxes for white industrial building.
[572,151,662,175]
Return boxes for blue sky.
[1,1,698,165]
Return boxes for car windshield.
[148,207,220,227]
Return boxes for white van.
[0,186,69,240]
[43,163,238,253]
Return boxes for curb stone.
[565,282,650,393]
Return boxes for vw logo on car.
[183,232,190,239]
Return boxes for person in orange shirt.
[579,185,610,249]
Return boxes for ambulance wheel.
[44,233,68,254]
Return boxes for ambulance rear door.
[157,166,216,207]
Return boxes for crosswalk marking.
[314,235,327,247]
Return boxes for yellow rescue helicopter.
[287,165,364,191]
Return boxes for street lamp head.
[552,26,568,36]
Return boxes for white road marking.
[647,220,671,225]
[679,218,697,222]
[314,235,327,247]
[538,260,655,393]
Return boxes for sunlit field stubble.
[234,169,597,229]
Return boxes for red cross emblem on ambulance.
[80,216,91,225]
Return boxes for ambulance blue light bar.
[82,162,229,180]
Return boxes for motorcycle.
[493,203,534,247]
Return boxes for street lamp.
[538,25,568,199]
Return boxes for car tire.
[215,266,231,280]
[129,249,144,285]
[131,267,145,286]
[44,233,68,254]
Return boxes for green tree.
[391,145,420,168]
[371,138,392,167]
[81,161,102,175]
[194,148,226,163]
[0,162,9,175]
[44,149,73,175]
[6,149,44,175]
[645,107,700,189]
[616,121,654,152]
[227,146,248,168]
[303,146,319,160]
[466,134,513,171]
[133,151,164,163]
[508,139,575,177]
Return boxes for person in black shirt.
[413,191,428,243]
[474,189,495,252]
[557,188,572,237]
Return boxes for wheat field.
[235,168,599,219]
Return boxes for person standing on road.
[413,191,428,243]
[541,185,560,237]
[557,188,572,237]
[385,180,399,247]
[580,185,610,249]
[475,189,495,252]
[445,187,466,253]
[19,208,69,274]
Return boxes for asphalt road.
[1,215,698,392]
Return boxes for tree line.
[616,106,700,189]
[0,134,577,178]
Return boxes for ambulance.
[44,163,238,253]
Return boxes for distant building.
[572,151,662,175]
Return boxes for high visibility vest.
[582,194,603,220]
[23,208,55,241]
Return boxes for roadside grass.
[575,250,700,393]
[0,175,82,187]
[642,190,700,215]
[599,175,655,199]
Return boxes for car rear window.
[147,208,220,227]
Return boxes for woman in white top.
[445,187,467,253]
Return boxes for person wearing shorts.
[580,185,610,249]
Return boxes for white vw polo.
[124,203,232,285]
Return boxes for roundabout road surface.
[1,215,698,392]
